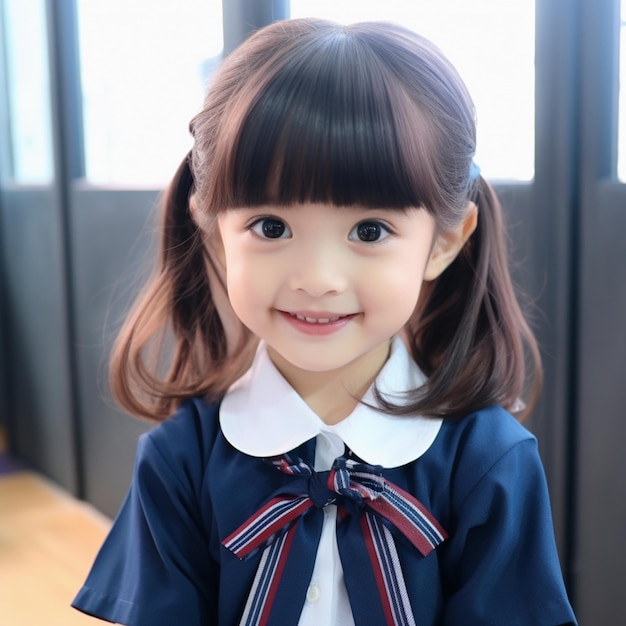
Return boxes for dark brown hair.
[110,18,541,421]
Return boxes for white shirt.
[220,337,443,625]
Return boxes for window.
[77,0,223,186]
[290,0,536,181]
[2,0,54,184]
[619,0,626,180]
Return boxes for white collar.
[219,337,442,468]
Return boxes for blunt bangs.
[214,27,444,212]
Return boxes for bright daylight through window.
[617,0,626,182]
[77,0,223,186]
[2,0,53,184]
[290,0,536,181]
[77,0,534,185]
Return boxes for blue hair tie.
[469,161,481,181]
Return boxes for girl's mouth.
[278,310,356,335]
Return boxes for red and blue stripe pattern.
[222,455,447,625]
[224,495,312,559]
[237,521,298,626]
[362,513,416,626]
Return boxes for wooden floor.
[0,438,111,625]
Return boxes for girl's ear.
[423,201,478,281]
[189,193,202,227]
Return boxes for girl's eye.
[348,220,392,243]
[249,217,291,239]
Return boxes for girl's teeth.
[293,314,341,324]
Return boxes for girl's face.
[217,203,443,390]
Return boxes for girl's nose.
[286,243,349,297]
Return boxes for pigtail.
[109,156,252,421]
[402,176,542,421]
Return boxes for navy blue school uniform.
[72,341,576,625]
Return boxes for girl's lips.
[278,310,357,335]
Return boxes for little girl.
[73,18,577,626]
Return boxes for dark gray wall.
[573,2,626,622]
[0,187,78,492]
[69,187,157,513]
[0,195,7,428]
[575,185,626,624]
[0,186,158,513]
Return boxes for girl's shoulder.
[418,405,542,507]
[135,398,222,487]
[147,397,222,448]
[433,404,536,461]
[441,404,536,453]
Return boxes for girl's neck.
[267,341,391,425]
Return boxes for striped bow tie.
[223,454,447,626]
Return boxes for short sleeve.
[72,413,218,625]
[439,438,577,626]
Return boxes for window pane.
[2,0,54,184]
[290,0,535,181]
[77,0,223,186]
[617,0,626,182]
